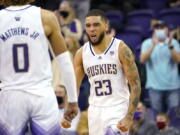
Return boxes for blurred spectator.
[129,102,158,135]
[55,85,80,135]
[136,101,156,122]
[168,0,180,8]
[68,0,91,28]
[55,0,82,57]
[140,20,180,113]
[167,106,180,130]
[155,113,180,135]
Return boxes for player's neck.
[92,35,112,54]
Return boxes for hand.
[152,33,159,45]
[63,102,78,122]
[61,118,71,128]
[117,116,132,132]
[168,31,174,47]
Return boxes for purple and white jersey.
[0,5,52,95]
[82,37,130,107]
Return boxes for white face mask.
[155,29,167,41]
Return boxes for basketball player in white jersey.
[74,9,141,135]
[0,0,78,134]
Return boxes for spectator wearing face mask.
[140,20,180,114]
[155,113,180,135]
[129,102,158,135]
[55,85,81,135]
[55,0,82,57]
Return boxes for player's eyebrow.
[85,22,100,27]
[93,22,100,26]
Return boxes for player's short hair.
[0,0,35,7]
[85,9,108,23]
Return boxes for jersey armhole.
[115,40,122,68]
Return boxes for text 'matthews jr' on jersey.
[0,5,52,95]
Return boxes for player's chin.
[90,40,100,46]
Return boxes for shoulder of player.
[75,47,83,58]
[74,47,83,67]
[118,41,134,62]
[41,9,57,25]
[118,41,129,54]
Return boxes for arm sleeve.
[56,51,78,102]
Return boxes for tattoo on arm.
[120,43,141,119]
[132,97,139,107]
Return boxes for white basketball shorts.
[0,87,61,135]
[88,102,129,135]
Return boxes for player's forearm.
[76,71,85,96]
[126,77,141,120]
[119,43,141,119]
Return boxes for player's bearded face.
[88,31,105,46]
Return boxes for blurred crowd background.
[1,0,180,135]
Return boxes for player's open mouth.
[91,35,97,41]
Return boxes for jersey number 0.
[13,43,29,72]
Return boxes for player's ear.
[105,23,109,32]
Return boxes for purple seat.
[106,10,124,30]
[127,9,154,38]
[145,0,168,13]
[158,8,180,28]
[116,26,143,61]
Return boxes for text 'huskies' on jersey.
[87,64,117,78]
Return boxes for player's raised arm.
[74,47,85,96]
[41,9,78,123]
[117,41,141,131]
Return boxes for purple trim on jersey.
[0,122,11,135]
[30,120,61,135]
[17,124,28,135]
[0,127,10,135]
[89,37,115,56]
[104,37,115,55]
[0,120,28,135]
[4,5,32,11]
[89,42,95,56]
[105,127,122,135]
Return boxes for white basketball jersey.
[82,37,130,107]
[0,5,52,95]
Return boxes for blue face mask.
[155,29,167,41]
[133,111,143,120]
